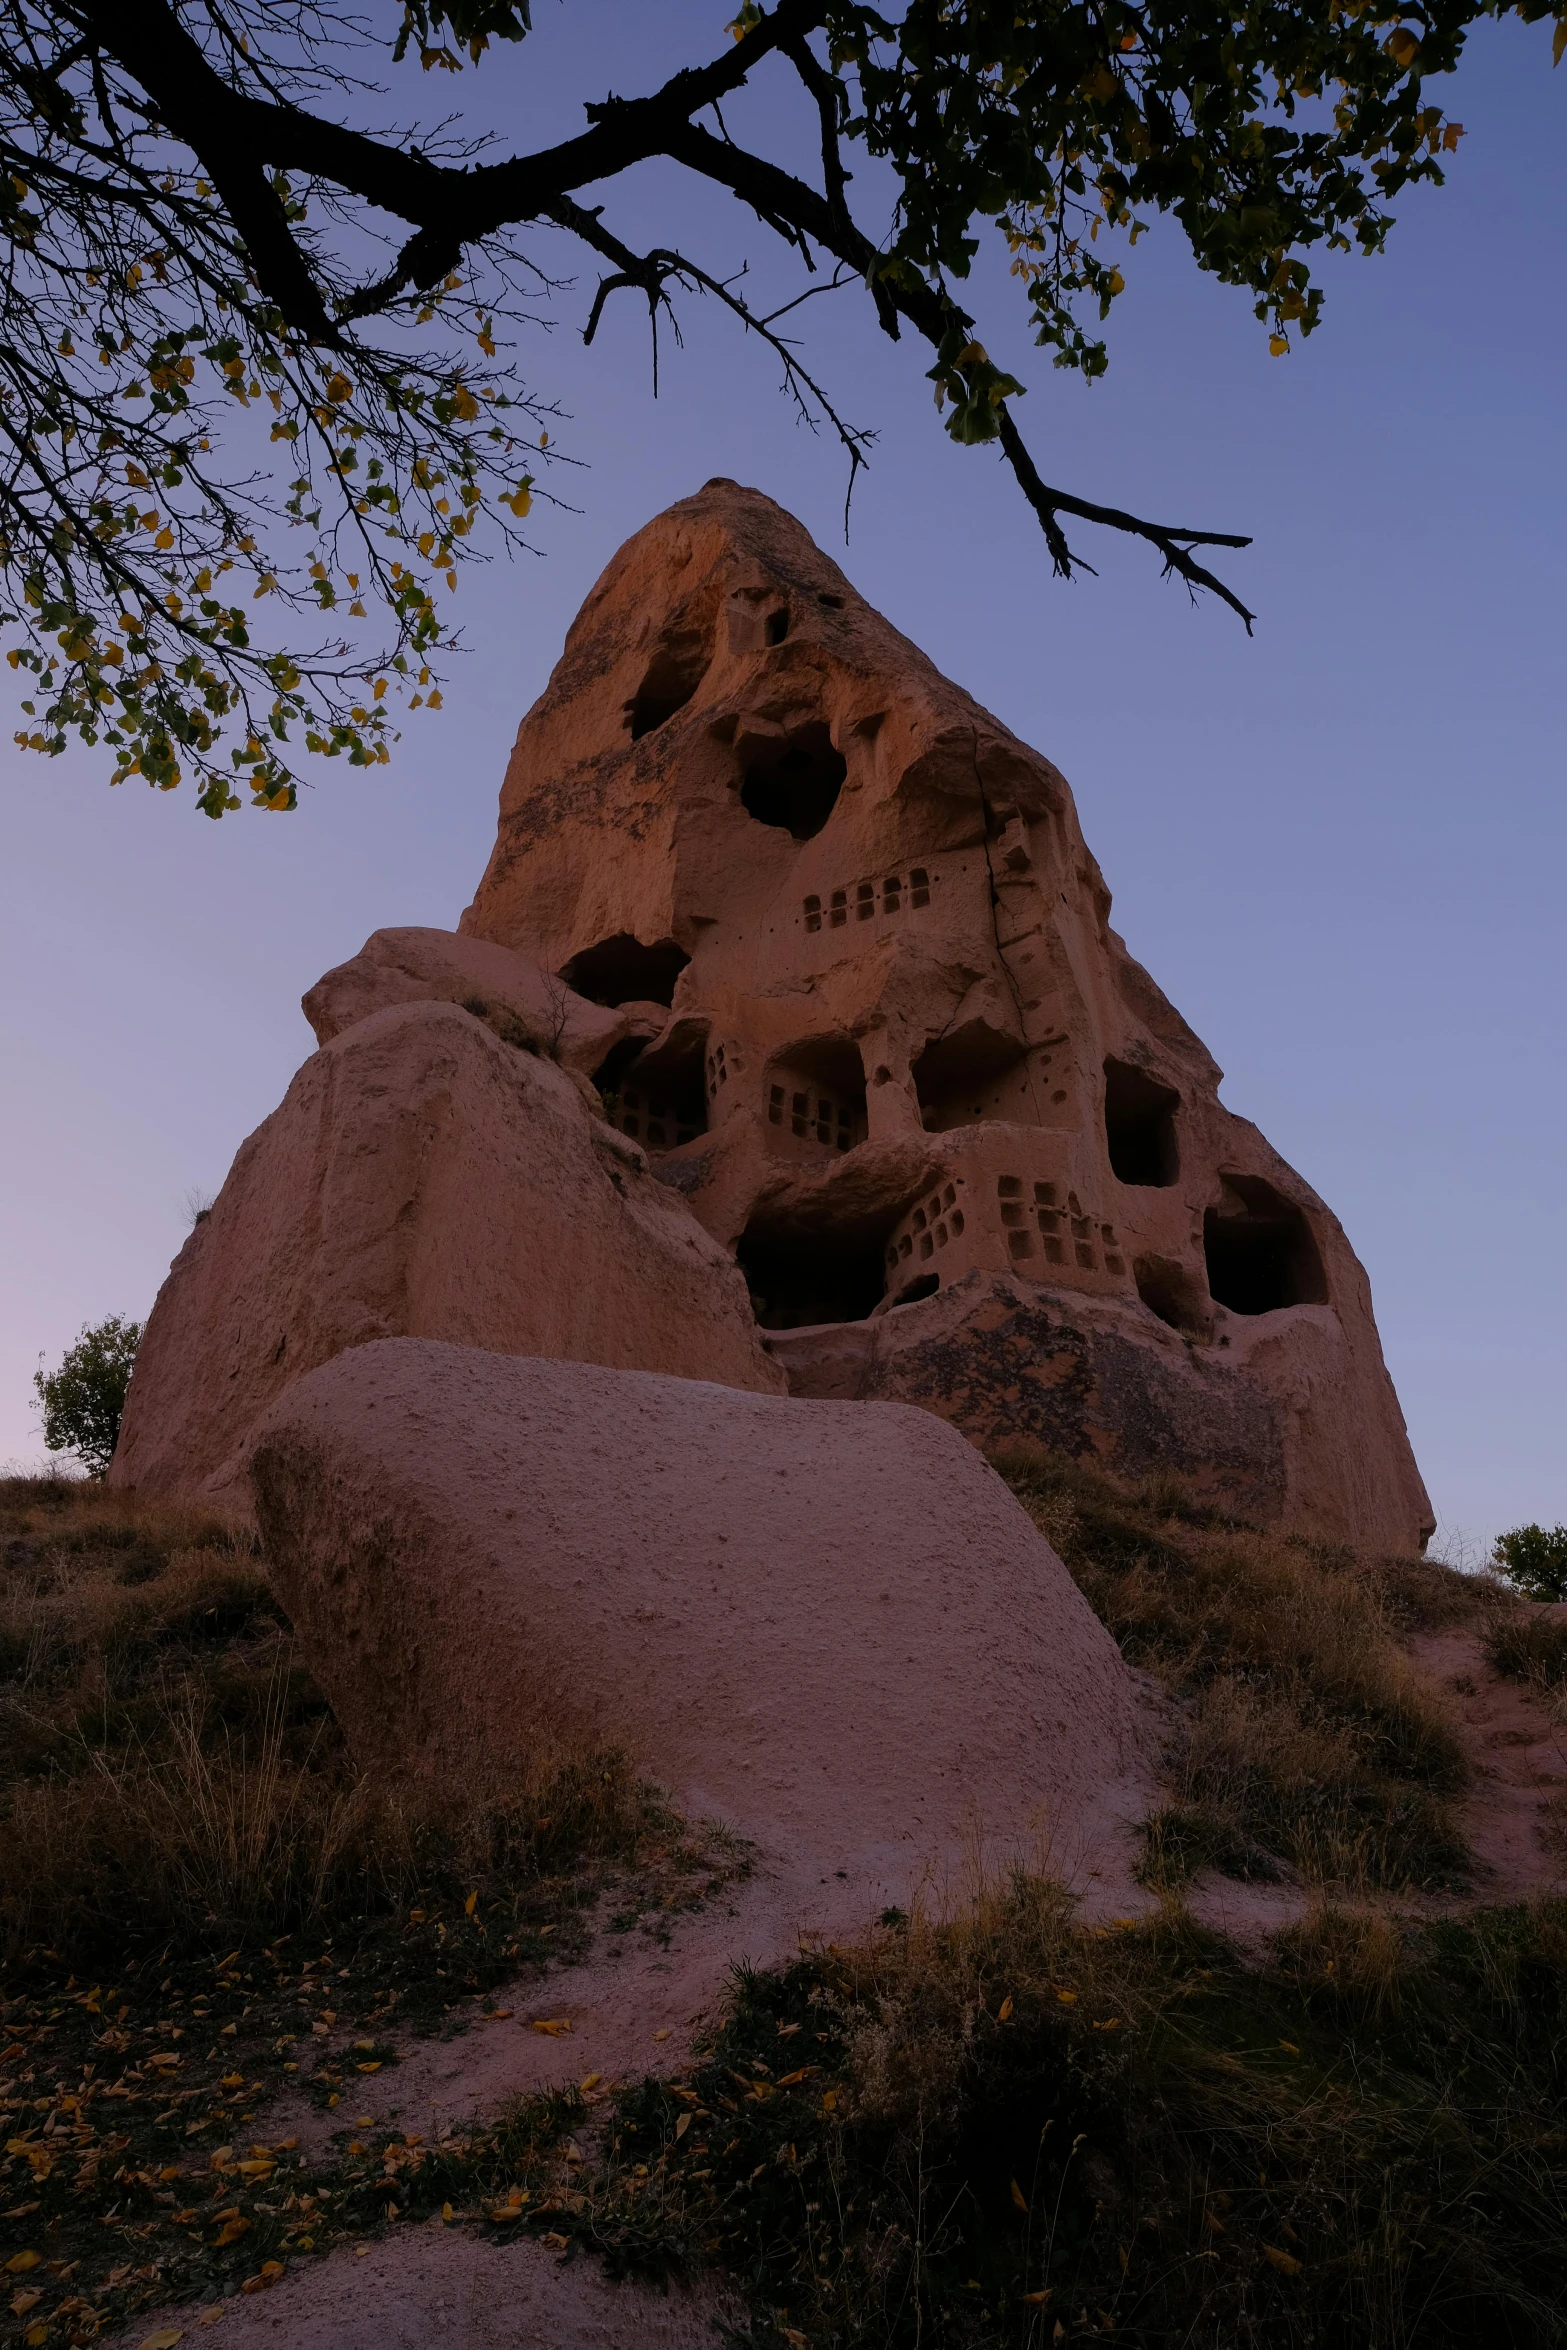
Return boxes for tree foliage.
[0,0,1560,813]
[1494,1523,1567,1603]
[32,1312,143,1475]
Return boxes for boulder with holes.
[459,479,1432,1553]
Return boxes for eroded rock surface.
[111,1002,782,1507]
[249,1338,1156,1908]
[461,478,1431,1551]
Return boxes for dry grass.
[0,1474,703,1972]
[491,1863,1567,2348]
[991,1444,1505,1893]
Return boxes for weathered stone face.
[462,479,1433,1553]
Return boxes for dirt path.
[1409,1623,1567,1901]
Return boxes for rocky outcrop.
[111,1001,783,1508]
[249,1339,1157,1904]
[460,479,1432,1552]
[302,923,646,1084]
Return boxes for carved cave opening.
[600,1033,708,1153]
[740,722,847,841]
[1204,1178,1327,1316]
[737,1211,889,1331]
[1104,1059,1180,1187]
[1134,1255,1210,1337]
[626,640,710,739]
[766,1034,868,1155]
[561,934,690,1010]
[914,1021,1031,1133]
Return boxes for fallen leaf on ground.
[530,2018,571,2037]
[1265,2245,1303,2275]
[138,2331,185,2348]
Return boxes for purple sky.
[1,6,1562,1555]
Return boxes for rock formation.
[459,479,1432,1553]
[113,478,1429,1554]
[250,1339,1156,1905]
[110,998,783,1507]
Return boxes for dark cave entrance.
[739,722,847,842]
[737,1212,888,1331]
[625,640,710,739]
[561,934,690,1010]
[1204,1178,1327,1315]
[1103,1059,1180,1187]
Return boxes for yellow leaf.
[1055,1989,1077,2005]
[1020,2289,1053,2306]
[1384,26,1419,65]
[1106,269,1124,295]
[138,2331,185,2348]
[357,2062,382,2073]
[27,2329,48,2348]
[653,2028,672,2043]
[214,2216,251,2246]
[580,2074,602,2092]
[1264,2244,1303,2275]
[1010,2176,1029,2212]
[4,2253,40,2274]
[325,373,353,403]
[465,1889,479,1915]
[998,1996,1014,2022]
[442,2202,454,2222]
[11,2292,43,2318]
[530,2017,571,2036]
[675,2113,692,2139]
[155,529,174,550]
[1554,15,1567,65]
[1269,335,1290,357]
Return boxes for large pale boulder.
[111,1002,783,1507]
[248,1339,1156,1905]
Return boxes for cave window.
[739,721,846,841]
[764,606,789,645]
[915,1025,1030,1134]
[856,881,875,920]
[626,639,711,740]
[738,1214,889,1330]
[1136,1256,1209,1335]
[804,895,823,934]
[596,1035,707,1152]
[1103,1059,1180,1187]
[910,867,931,909]
[561,934,689,1010]
[766,1036,867,1157]
[883,877,902,915]
[1203,1179,1328,1315]
[829,891,847,927]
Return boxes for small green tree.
[33,1314,143,1478]
[1493,1524,1567,1604]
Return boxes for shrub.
[32,1312,143,1476]
[1494,1524,1567,1604]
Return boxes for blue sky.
[1,5,1561,1553]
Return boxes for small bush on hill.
[1494,1523,1567,1604]
[31,1312,143,1476]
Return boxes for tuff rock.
[455,479,1433,1552]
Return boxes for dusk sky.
[1,5,1561,1557]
